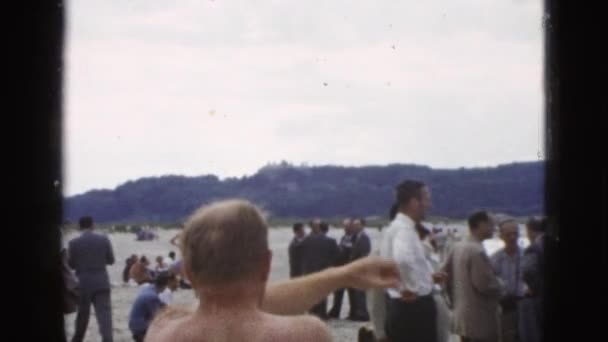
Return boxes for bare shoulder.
[145,306,193,342]
[267,314,332,342]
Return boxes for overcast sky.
[64,0,544,196]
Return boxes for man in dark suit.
[68,216,115,342]
[288,222,306,278]
[521,217,557,342]
[328,218,355,318]
[348,218,372,321]
[300,220,339,320]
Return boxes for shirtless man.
[146,199,400,342]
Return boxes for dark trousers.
[328,288,346,317]
[72,289,113,342]
[385,295,436,342]
[309,298,328,320]
[347,288,369,320]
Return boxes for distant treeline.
[64,161,544,224]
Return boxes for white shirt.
[158,288,173,304]
[380,213,435,298]
[368,213,435,339]
[139,284,173,305]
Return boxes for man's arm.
[105,236,115,265]
[288,243,296,278]
[440,248,455,308]
[361,234,372,257]
[522,247,540,295]
[261,256,400,315]
[470,250,503,298]
[67,242,76,270]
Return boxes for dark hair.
[389,203,399,220]
[468,211,491,230]
[358,218,367,226]
[292,222,304,232]
[168,251,176,259]
[155,271,176,288]
[395,180,426,207]
[320,222,329,233]
[140,256,148,263]
[78,216,93,230]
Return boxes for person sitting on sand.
[130,256,153,285]
[155,255,169,273]
[164,251,176,267]
[128,272,175,342]
[123,254,138,285]
[145,199,401,342]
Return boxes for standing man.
[369,180,446,342]
[68,216,115,342]
[443,211,503,342]
[288,222,306,278]
[328,218,355,318]
[491,219,526,342]
[347,218,372,321]
[521,217,556,342]
[300,221,339,320]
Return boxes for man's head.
[156,255,164,264]
[498,219,520,250]
[140,256,149,265]
[395,180,432,223]
[181,199,271,296]
[292,222,305,238]
[352,218,366,234]
[168,251,176,260]
[526,217,546,242]
[467,211,496,241]
[343,218,353,234]
[155,271,177,293]
[320,222,330,234]
[79,216,94,230]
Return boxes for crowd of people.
[62,178,554,342]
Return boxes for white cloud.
[64,0,543,195]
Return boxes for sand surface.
[63,225,521,341]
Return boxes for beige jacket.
[443,237,503,341]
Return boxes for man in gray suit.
[68,216,115,342]
[443,211,503,342]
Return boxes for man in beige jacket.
[443,211,503,342]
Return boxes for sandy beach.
[63,225,519,342]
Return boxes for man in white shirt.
[370,180,446,342]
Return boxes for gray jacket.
[68,230,115,292]
[443,237,503,341]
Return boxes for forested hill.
[64,161,544,223]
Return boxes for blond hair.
[181,199,269,287]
